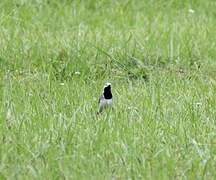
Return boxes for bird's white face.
[104,82,111,89]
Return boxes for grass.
[0,0,216,179]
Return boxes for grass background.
[0,0,216,179]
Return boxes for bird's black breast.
[104,86,112,99]
[104,91,112,99]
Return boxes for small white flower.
[75,71,81,75]
[189,9,195,13]
[60,83,65,86]
[127,106,132,110]
[195,102,202,108]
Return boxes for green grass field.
[1,0,216,179]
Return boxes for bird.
[97,82,113,114]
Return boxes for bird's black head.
[103,83,112,99]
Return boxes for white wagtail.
[97,82,113,114]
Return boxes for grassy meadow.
[0,0,216,179]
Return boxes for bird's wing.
[98,95,104,104]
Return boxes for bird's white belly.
[99,99,112,108]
